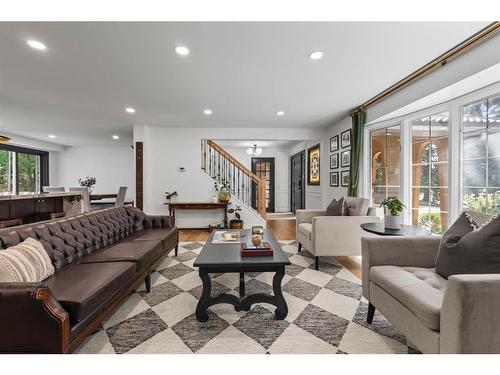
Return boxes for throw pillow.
[0,237,55,282]
[435,212,500,278]
[326,197,346,216]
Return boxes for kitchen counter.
[0,192,82,225]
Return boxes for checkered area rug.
[76,241,418,354]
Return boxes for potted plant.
[228,205,243,229]
[380,196,405,230]
[165,191,178,203]
[214,174,231,203]
[78,176,96,193]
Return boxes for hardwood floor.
[178,218,361,278]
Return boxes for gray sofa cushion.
[326,197,346,216]
[370,265,446,330]
[436,212,500,278]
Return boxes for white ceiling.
[0,22,489,146]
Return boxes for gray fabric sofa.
[296,197,380,269]
[361,221,500,353]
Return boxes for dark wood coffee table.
[193,229,290,322]
[360,222,429,236]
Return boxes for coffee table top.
[193,229,290,268]
[360,222,429,236]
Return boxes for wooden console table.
[165,202,229,229]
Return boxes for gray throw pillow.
[435,212,500,278]
[326,197,347,216]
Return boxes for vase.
[218,191,231,204]
[384,214,401,230]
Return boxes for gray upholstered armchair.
[362,219,500,353]
[296,197,380,269]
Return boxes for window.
[370,125,401,204]
[411,112,449,233]
[462,94,500,214]
[0,145,48,195]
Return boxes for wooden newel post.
[257,176,267,219]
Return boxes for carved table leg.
[195,269,212,322]
[273,267,288,320]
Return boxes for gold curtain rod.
[350,21,500,116]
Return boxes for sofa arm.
[312,215,380,256]
[441,274,500,353]
[361,236,441,300]
[145,215,174,229]
[296,209,327,224]
[0,283,70,353]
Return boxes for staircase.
[201,139,267,219]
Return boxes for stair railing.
[201,139,267,219]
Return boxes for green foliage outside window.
[463,190,500,214]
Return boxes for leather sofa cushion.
[370,265,446,331]
[77,240,163,271]
[44,262,135,323]
[123,227,178,244]
[298,223,312,240]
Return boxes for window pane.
[463,159,486,187]
[463,132,486,159]
[488,130,500,158]
[0,150,14,195]
[463,100,487,133]
[463,188,488,213]
[17,152,41,194]
[370,125,400,204]
[488,157,500,188]
[488,95,500,129]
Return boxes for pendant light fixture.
[0,135,11,143]
[246,144,263,156]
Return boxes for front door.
[251,158,275,213]
[290,151,305,213]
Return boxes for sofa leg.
[315,256,319,270]
[367,302,375,324]
[145,273,152,293]
[298,243,302,252]
[174,244,179,257]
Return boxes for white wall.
[134,126,324,228]
[51,146,135,201]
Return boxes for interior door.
[290,151,305,213]
[251,158,275,213]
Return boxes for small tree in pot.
[379,197,405,230]
[227,205,243,229]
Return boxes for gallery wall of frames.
[329,128,351,188]
[363,83,500,234]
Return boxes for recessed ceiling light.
[26,39,47,51]
[48,134,56,139]
[112,135,120,140]
[276,111,285,116]
[204,109,213,116]
[309,50,324,60]
[125,107,135,113]
[174,46,190,56]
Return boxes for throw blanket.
[0,237,55,282]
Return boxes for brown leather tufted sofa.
[0,206,178,353]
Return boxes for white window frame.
[363,81,500,227]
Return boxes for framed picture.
[307,144,321,185]
[330,172,339,187]
[330,135,339,152]
[341,129,351,149]
[341,170,350,187]
[341,150,350,168]
[330,153,339,169]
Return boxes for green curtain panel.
[348,110,366,197]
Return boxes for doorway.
[290,150,305,213]
[251,158,275,213]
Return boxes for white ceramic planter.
[384,214,402,230]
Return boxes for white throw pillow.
[0,237,55,282]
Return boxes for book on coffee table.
[212,230,241,244]
[241,242,273,257]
